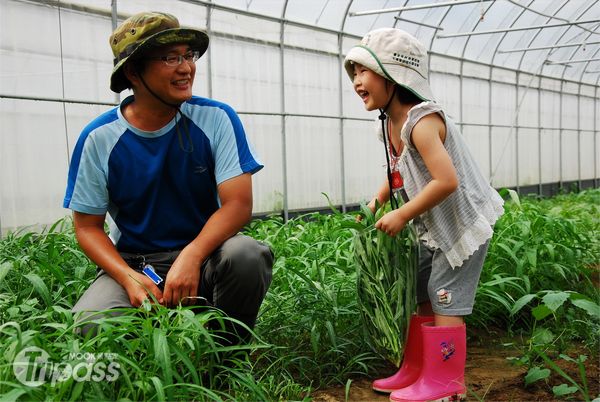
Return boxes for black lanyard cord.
[138,72,194,153]
[379,87,399,210]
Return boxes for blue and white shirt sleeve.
[63,117,121,215]
[187,100,263,185]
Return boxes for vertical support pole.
[595,86,598,189]
[488,69,493,186]
[538,80,542,195]
[559,81,563,191]
[458,53,464,134]
[206,3,213,98]
[338,32,346,213]
[515,72,520,194]
[111,0,120,105]
[280,8,289,221]
[577,84,581,191]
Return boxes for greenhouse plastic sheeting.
[1,0,598,233]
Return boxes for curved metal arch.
[395,0,447,50]
[390,0,410,30]
[423,4,455,51]
[554,3,599,83]
[339,0,353,33]
[463,0,498,62]
[489,0,540,71]
[574,1,600,83]
[513,1,570,75]
[372,0,405,33]
[576,39,600,83]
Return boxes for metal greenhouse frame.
[0,0,598,234]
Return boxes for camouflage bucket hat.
[109,11,209,93]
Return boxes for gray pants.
[416,239,490,316]
[73,234,273,338]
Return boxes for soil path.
[312,330,599,402]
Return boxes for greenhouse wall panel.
[341,35,360,56]
[579,97,595,131]
[490,127,516,188]
[517,128,540,187]
[561,130,580,182]
[540,129,561,185]
[342,82,372,119]
[580,131,596,181]
[462,78,489,125]
[212,9,278,43]
[517,87,538,127]
[284,117,342,210]
[194,57,210,99]
[562,81,580,96]
[540,77,562,93]
[540,90,561,129]
[561,94,579,130]
[238,114,284,214]
[596,91,600,129]
[0,100,69,231]
[429,55,461,76]
[115,0,202,20]
[462,125,491,180]
[284,25,339,54]
[518,73,540,89]
[580,85,596,98]
[596,131,600,181]
[491,67,517,85]
[0,51,63,99]
[284,50,339,116]
[343,120,386,205]
[490,83,516,127]
[0,0,598,233]
[211,37,281,113]
[461,61,490,81]
[430,72,460,119]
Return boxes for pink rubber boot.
[389,323,467,402]
[372,315,434,393]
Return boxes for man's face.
[139,43,197,104]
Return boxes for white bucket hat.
[344,28,434,102]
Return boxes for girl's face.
[352,63,394,111]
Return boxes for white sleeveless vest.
[396,102,505,268]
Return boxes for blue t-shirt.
[63,95,263,253]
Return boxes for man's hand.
[123,271,164,307]
[161,248,203,307]
[375,209,408,237]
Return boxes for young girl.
[344,28,504,402]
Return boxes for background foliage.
[0,189,598,401]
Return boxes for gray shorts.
[416,239,490,316]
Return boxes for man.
[64,11,273,341]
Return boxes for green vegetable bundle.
[350,201,418,367]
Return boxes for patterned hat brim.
[110,28,209,93]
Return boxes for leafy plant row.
[0,189,598,400]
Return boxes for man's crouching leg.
[200,234,274,345]
[72,271,133,337]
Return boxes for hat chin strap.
[137,70,194,153]
[379,86,399,210]
[138,70,182,110]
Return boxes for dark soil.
[312,328,599,402]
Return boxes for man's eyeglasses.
[148,50,200,67]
